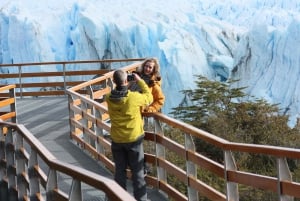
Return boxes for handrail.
[66,60,300,201]
[148,112,300,158]
[0,121,135,201]
[0,58,145,67]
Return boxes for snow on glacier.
[1,0,300,126]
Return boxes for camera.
[127,74,135,81]
[127,71,140,81]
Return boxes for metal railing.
[66,61,300,201]
[2,59,300,200]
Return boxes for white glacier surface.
[1,0,300,126]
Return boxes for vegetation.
[170,75,300,201]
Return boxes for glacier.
[1,0,300,126]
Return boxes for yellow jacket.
[106,80,153,143]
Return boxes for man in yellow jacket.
[106,69,153,201]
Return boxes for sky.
[1,0,300,126]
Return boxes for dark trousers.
[111,136,147,201]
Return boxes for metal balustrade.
[2,60,300,200]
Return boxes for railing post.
[16,133,27,199]
[81,96,92,145]
[277,157,293,201]
[18,65,23,98]
[185,133,198,201]
[28,149,40,200]
[68,95,76,139]
[224,150,239,201]
[69,179,82,201]
[154,119,167,190]
[0,124,7,201]
[94,108,105,154]
[86,86,95,147]
[5,127,18,201]
[63,63,67,95]
[46,169,58,201]
[9,87,17,123]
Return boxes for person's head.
[141,58,160,78]
[113,70,127,86]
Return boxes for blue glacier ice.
[1,0,300,126]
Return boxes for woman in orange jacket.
[128,58,165,175]
[129,58,165,112]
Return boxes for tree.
[171,75,300,200]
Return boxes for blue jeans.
[111,135,147,201]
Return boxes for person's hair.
[140,58,161,80]
[113,70,127,86]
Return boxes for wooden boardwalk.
[15,97,167,201]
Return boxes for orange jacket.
[143,79,165,112]
[128,73,165,112]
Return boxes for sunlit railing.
[0,84,17,124]
[66,60,300,201]
[0,84,17,139]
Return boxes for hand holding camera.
[127,71,141,82]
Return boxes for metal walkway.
[15,97,167,201]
